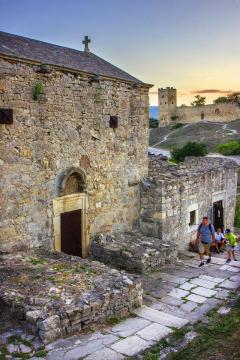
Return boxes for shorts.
[199,242,211,254]
[226,244,236,252]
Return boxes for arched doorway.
[201,112,205,120]
[53,167,89,258]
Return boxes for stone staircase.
[89,230,178,274]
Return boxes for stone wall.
[176,103,240,124]
[158,87,240,126]
[0,58,149,252]
[140,157,238,250]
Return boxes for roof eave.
[0,52,153,88]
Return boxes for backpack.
[198,223,214,235]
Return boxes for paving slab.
[110,335,149,356]
[218,279,239,289]
[110,317,151,337]
[199,275,225,284]
[180,301,198,313]
[180,282,197,291]
[214,289,231,300]
[133,306,189,328]
[210,257,226,265]
[229,274,240,282]
[185,293,207,304]
[160,295,184,306]
[168,288,189,299]
[136,322,173,343]
[190,278,216,289]
[60,335,118,360]
[150,302,188,318]
[191,286,217,298]
[160,273,188,284]
[219,265,240,272]
[85,347,124,360]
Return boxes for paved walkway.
[42,251,240,360]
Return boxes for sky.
[1,0,240,105]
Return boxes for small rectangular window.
[189,210,196,226]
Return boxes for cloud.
[191,89,233,94]
[149,91,158,95]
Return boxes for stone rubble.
[0,250,239,359]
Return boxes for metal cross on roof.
[82,36,91,52]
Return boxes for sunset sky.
[1,0,239,105]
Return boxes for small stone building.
[140,156,238,250]
[0,31,151,254]
[158,87,240,126]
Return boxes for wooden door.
[213,201,224,231]
[61,209,82,257]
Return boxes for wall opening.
[189,210,197,226]
[53,167,89,258]
[213,200,224,232]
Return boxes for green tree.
[191,95,206,107]
[170,141,208,163]
[213,92,240,106]
[149,117,158,128]
[217,140,240,155]
[213,96,228,104]
[227,92,240,106]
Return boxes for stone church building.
[158,87,240,126]
[0,32,238,260]
[0,31,151,254]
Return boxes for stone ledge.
[89,231,178,274]
[0,250,143,343]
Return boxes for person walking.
[196,216,215,267]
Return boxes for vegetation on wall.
[191,95,206,107]
[217,140,240,155]
[214,92,240,106]
[171,123,184,129]
[171,115,179,121]
[149,117,158,128]
[33,81,43,100]
[170,141,208,163]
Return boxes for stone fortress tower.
[158,86,240,127]
[158,87,177,124]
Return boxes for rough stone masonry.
[0,31,151,253]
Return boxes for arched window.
[56,167,86,197]
[215,108,220,115]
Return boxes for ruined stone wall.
[176,103,240,124]
[140,157,237,250]
[0,58,149,252]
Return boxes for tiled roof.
[0,31,149,85]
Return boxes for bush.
[171,122,184,129]
[149,117,158,128]
[217,140,240,155]
[170,141,208,163]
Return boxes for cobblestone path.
[1,251,240,359]
[44,251,240,359]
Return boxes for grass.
[167,297,240,360]
[141,295,240,360]
[149,120,240,152]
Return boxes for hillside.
[149,120,240,152]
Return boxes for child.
[215,228,225,253]
[224,229,238,263]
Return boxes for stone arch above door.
[53,167,89,258]
[55,167,86,197]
